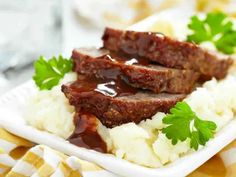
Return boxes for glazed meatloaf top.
[72,47,199,94]
[62,75,186,127]
[102,27,233,79]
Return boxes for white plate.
[1,7,236,177]
[1,80,236,177]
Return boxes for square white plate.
[0,81,236,177]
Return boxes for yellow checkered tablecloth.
[0,128,104,177]
[0,127,236,177]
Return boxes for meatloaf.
[102,27,233,79]
[72,47,199,94]
[62,76,186,127]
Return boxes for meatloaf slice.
[62,80,186,127]
[72,47,199,94]
[102,27,233,79]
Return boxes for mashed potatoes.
[24,73,76,139]
[106,73,236,167]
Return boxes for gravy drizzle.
[68,112,107,153]
[68,51,151,152]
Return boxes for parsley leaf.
[187,12,236,54]
[33,56,73,90]
[162,102,217,150]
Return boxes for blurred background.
[0,0,235,95]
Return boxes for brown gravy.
[68,51,151,152]
[68,113,107,153]
[67,76,139,152]
[68,75,138,97]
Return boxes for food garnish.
[187,12,236,54]
[33,56,73,90]
[162,102,217,150]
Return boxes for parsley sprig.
[187,12,236,54]
[162,102,217,150]
[33,56,73,90]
